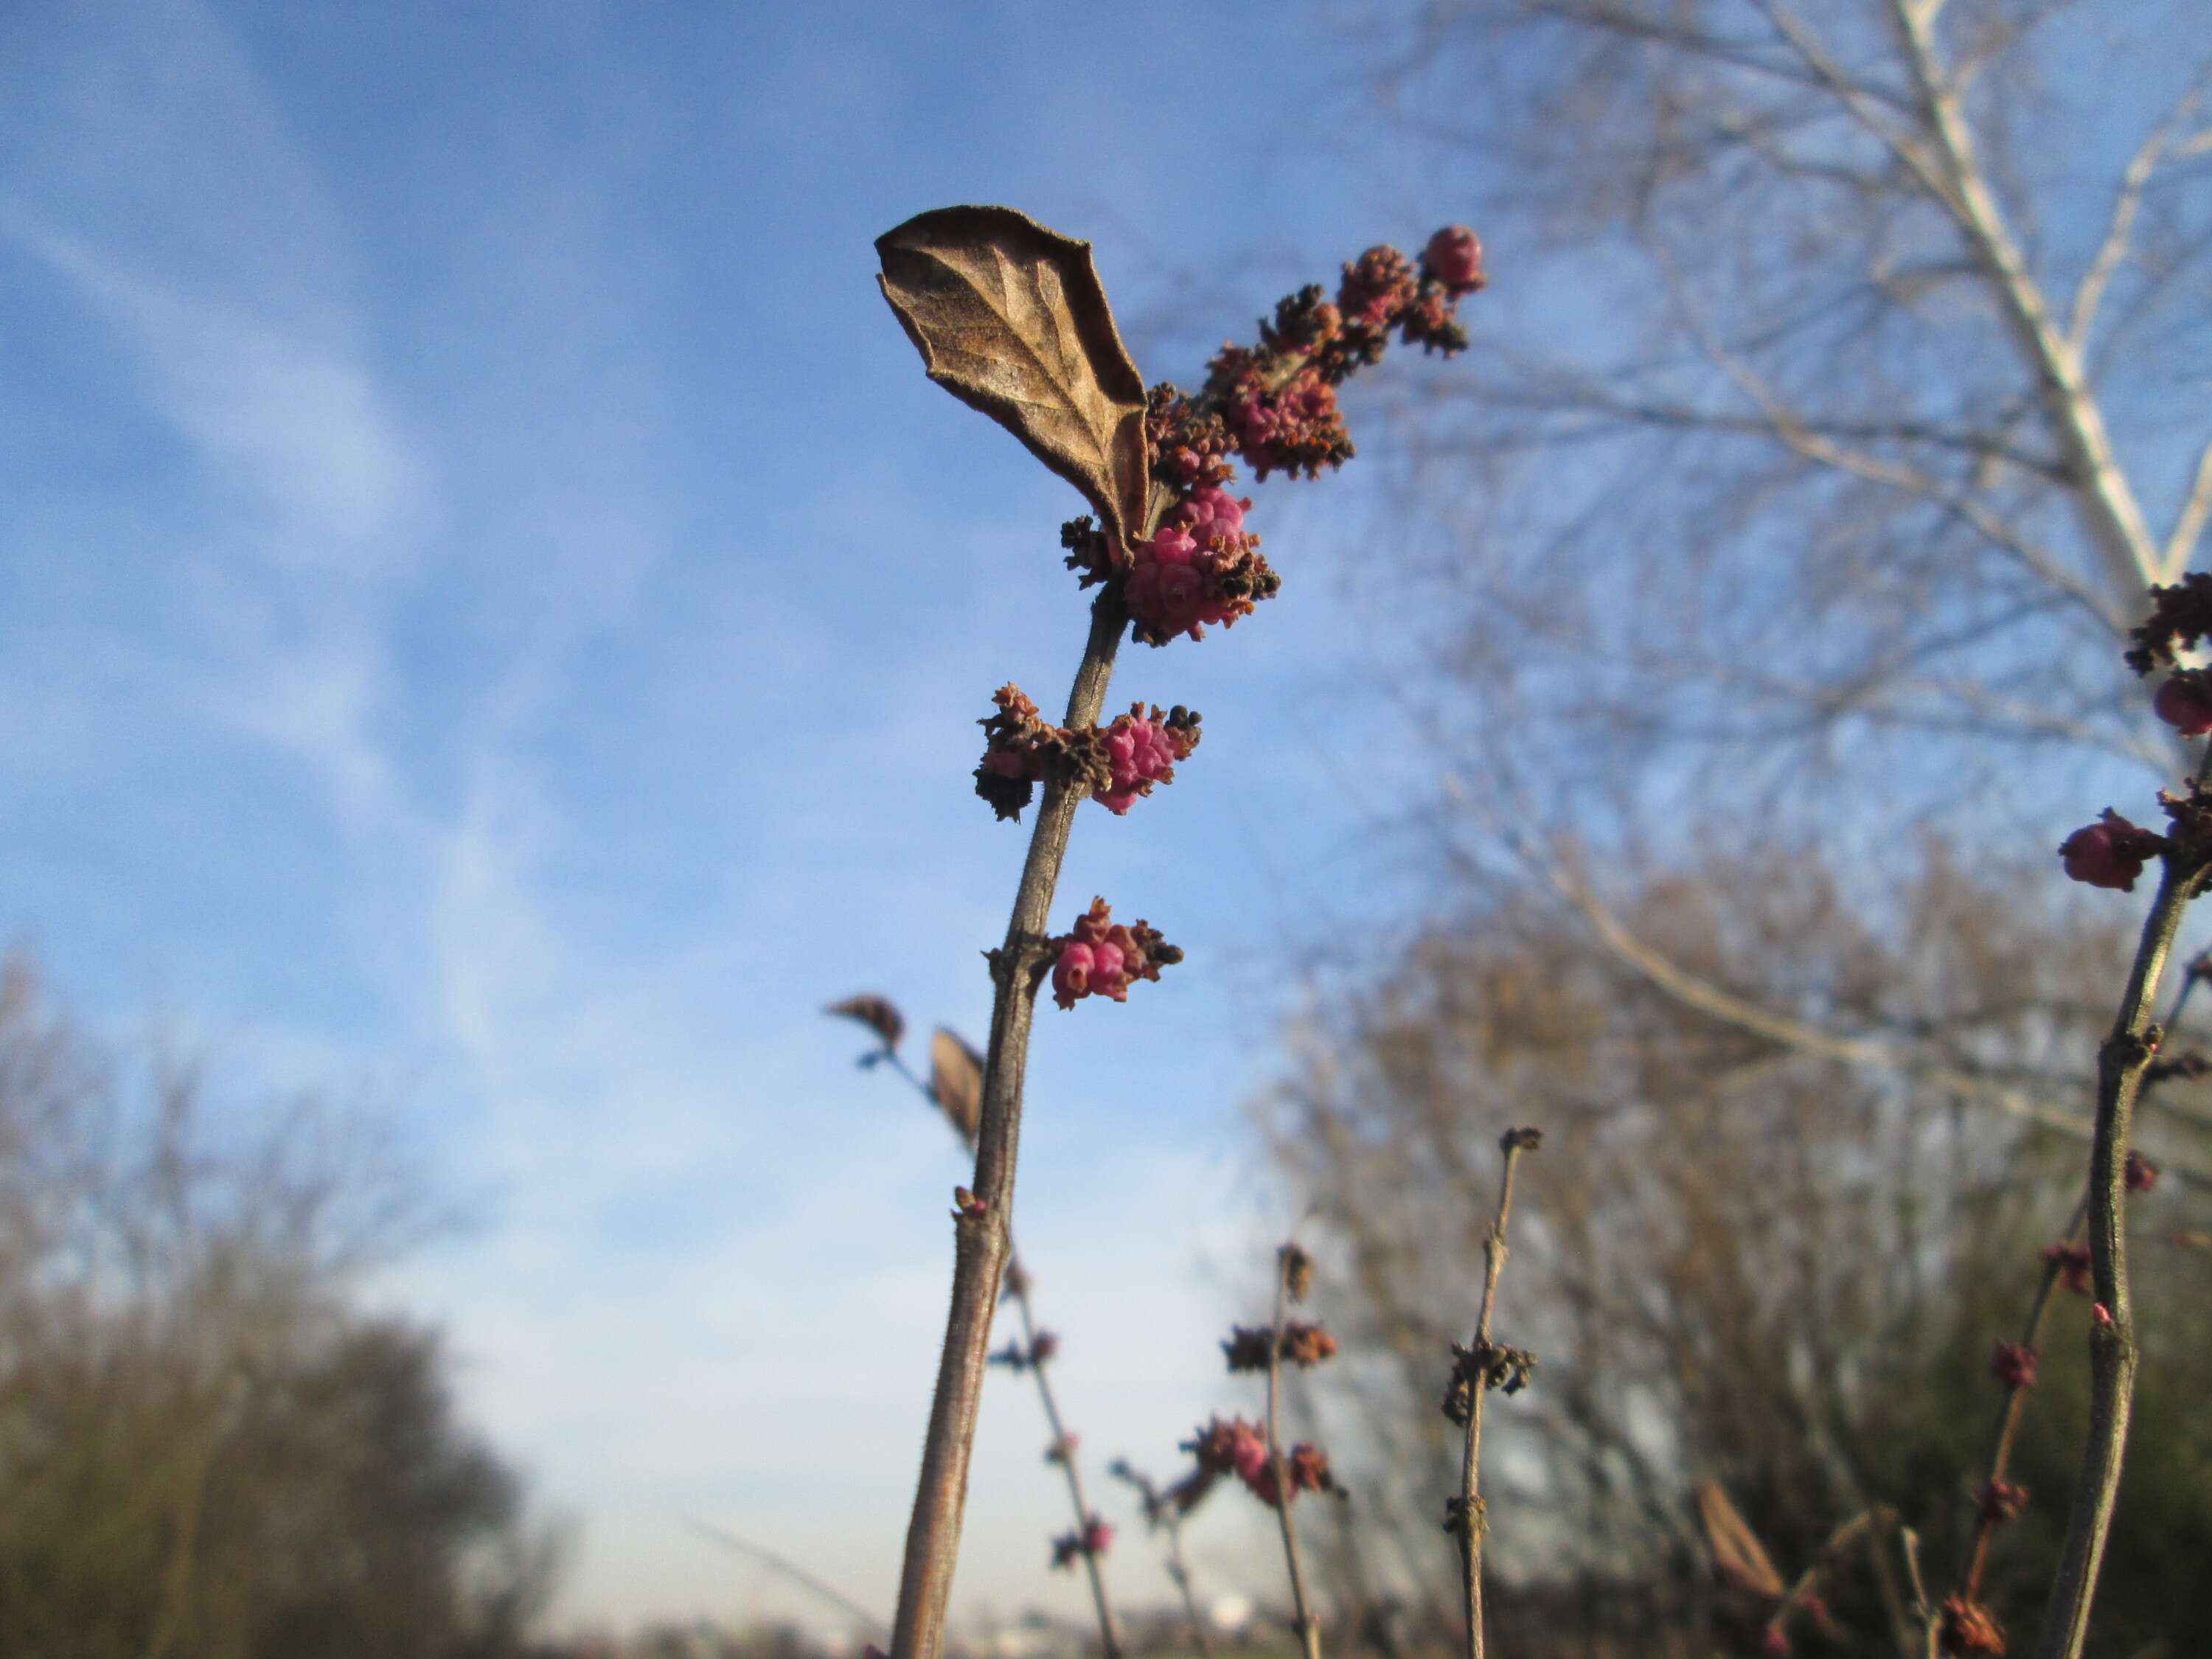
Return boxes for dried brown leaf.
[929,1026,984,1147]
[876,205,1150,549]
[1697,1479,1786,1599]
[826,994,904,1051]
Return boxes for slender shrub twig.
[2034,807,2210,1658]
[1449,1127,1540,1659]
[1265,1244,1323,1659]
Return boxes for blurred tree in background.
[0,956,560,1658]
[1265,1,2212,1652]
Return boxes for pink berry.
[2154,675,2212,734]
[2058,810,2162,891]
[1051,941,1097,1008]
[1423,225,1485,293]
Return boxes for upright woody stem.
[2034,848,2204,1659]
[1265,1246,1323,1659]
[1457,1128,1537,1659]
[890,590,1127,1659]
[874,1043,1121,1659]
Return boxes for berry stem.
[889,586,1129,1659]
[1265,1245,1323,1659]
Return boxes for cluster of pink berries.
[1125,487,1271,645]
[1062,226,1485,650]
[1048,1514,1113,1571]
[1178,1416,1338,1510]
[2064,574,2212,887]
[1097,703,1197,813]
[975,686,1203,821]
[1048,897,1180,1010]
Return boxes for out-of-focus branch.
[1495,824,2212,1189]
[1886,0,2165,599]
[2065,77,2208,356]
[2164,434,2212,579]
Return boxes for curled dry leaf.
[929,1026,984,1147]
[1697,1479,1786,1599]
[826,994,905,1051]
[876,205,1150,551]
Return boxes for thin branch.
[1107,1461,1217,1659]
[1452,1127,1538,1659]
[2163,432,2212,580]
[1884,0,2165,601]
[1512,830,2212,1190]
[1961,1197,2088,1606]
[1014,1291,1122,1659]
[688,1518,889,1635]
[2035,830,2211,1659]
[2066,78,2208,355]
[1266,1245,1323,1659]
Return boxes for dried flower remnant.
[1221,1321,1338,1372]
[826,994,906,1054]
[990,1330,1060,1371]
[1936,1594,2006,1658]
[1279,1242,1314,1302]
[2059,810,2166,891]
[1049,1516,1114,1571]
[2040,1242,2093,1295]
[1247,1443,1338,1509]
[1990,1340,2039,1390]
[1184,1415,1271,1486]
[1975,1480,2030,1525]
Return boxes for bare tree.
[0,954,561,1659]
[1263,852,2212,1655]
[1348,0,2211,806]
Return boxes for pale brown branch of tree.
[1455,1127,1536,1659]
[1267,1245,1324,1659]
[1528,0,1914,110]
[891,585,1130,1659]
[1636,243,2124,637]
[1481,815,2212,1190]
[1884,0,2166,599]
[2035,824,2211,1659]
[2163,434,2212,580]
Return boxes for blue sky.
[0,0,1496,1632]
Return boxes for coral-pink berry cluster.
[1098,703,1198,814]
[1048,897,1180,1010]
[1127,487,1270,645]
[2059,809,2166,891]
